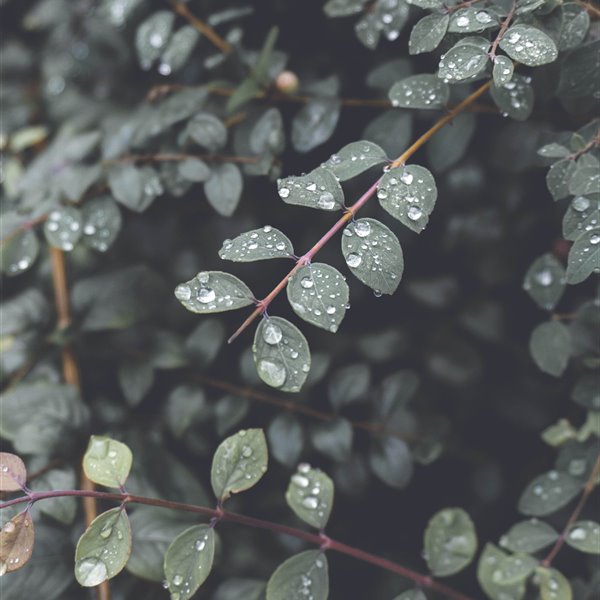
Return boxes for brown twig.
[574,0,600,19]
[489,0,517,60]
[104,152,259,167]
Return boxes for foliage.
[0,0,599,599]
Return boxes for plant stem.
[541,454,600,567]
[1,489,473,600]
[105,152,259,166]
[489,0,517,60]
[228,78,493,343]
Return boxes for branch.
[105,152,260,166]
[489,0,517,61]
[228,78,493,343]
[1,489,474,600]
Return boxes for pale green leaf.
[43,206,82,251]
[204,163,243,217]
[565,520,600,554]
[389,75,449,109]
[499,25,558,66]
[310,418,353,462]
[448,8,497,33]
[438,44,488,82]
[183,113,227,151]
[107,164,144,211]
[492,55,514,87]
[266,550,328,600]
[490,552,537,586]
[291,98,341,153]
[546,159,577,201]
[83,436,133,488]
[393,590,427,600]
[558,4,590,51]
[477,544,526,600]
[341,218,403,295]
[518,470,581,516]
[523,253,566,311]
[0,229,39,276]
[409,13,449,55]
[219,226,294,261]
[538,143,570,159]
[568,165,600,196]
[277,166,344,211]
[135,10,174,69]
[210,428,268,502]
[81,197,122,252]
[529,321,571,376]
[253,316,311,392]
[323,140,388,181]
[159,25,199,75]
[74,508,131,586]
[287,263,349,332]
[490,75,534,121]
[499,519,558,553]
[32,467,77,524]
[572,372,600,410]
[285,463,334,529]
[177,158,211,182]
[562,197,599,241]
[537,567,572,600]
[369,436,413,488]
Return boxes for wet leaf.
[0,452,26,491]
[546,159,577,201]
[448,8,497,33]
[438,44,488,82]
[291,98,341,153]
[159,25,199,75]
[183,113,227,151]
[529,320,571,376]
[409,13,449,55]
[499,519,559,553]
[0,229,39,276]
[253,316,311,392]
[499,25,558,67]
[210,428,268,502]
[43,206,82,251]
[31,467,77,524]
[389,75,449,110]
[81,197,122,252]
[537,567,572,600]
[490,552,537,586]
[558,4,590,51]
[523,254,566,311]
[83,435,133,488]
[518,470,581,516]
[477,544,526,600]
[0,512,35,575]
[562,197,599,242]
[135,10,175,69]
[323,140,388,181]
[219,226,294,261]
[490,75,534,121]
[565,520,600,554]
[266,550,328,600]
[277,166,344,210]
[286,463,334,529]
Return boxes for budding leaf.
[277,166,344,211]
[0,512,35,575]
[266,550,329,600]
[163,525,215,599]
[285,463,334,529]
[565,520,600,554]
[518,470,581,516]
[323,140,388,181]
[175,271,253,314]
[499,25,558,67]
[499,519,558,553]
[523,254,566,311]
[253,316,311,392]
[423,508,477,577]
[529,321,571,376]
[287,263,349,332]
[83,435,133,488]
[75,508,131,586]
[377,164,437,233]
[210,429,268,502]
[219,226,294,262]
[389,75,449,110]
[0,452,26,491]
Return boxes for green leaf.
[490,552,538,586]
[210,428,268,502]
[324,0,369,17]
[341,218,403,295]
[83,435,133,488]
[0,228,39,276]
[174,270,253,314]
[369,436,413,489]
[166,385,208,438]
[518,470,582,516]
[183,113,227,151]
[43,206,82,251]
[219,226,294,261]
[363,110,413,158]
[215,395,249,436]
[409,13,449,55]
[108,164,145,211]
[118,359,154,407]
[477,544,526,600]
[286,463,334,529]
[542,419,577,447]
[74,508,131,586]
[499,25,558,66]
[393,590,427,600]
[377,164,437,233]
[186,319,226,366]
[438,44,488,82]
[499,519,559,553]
[538,143,570,159]
[572,372,600,410]
[291,98,341,153]
[32,467,77,524]
[177,158,211,182]
[310,419,353,462]
[565,520,600,554]
[81,197,122,252]
[492,55,514,87]
[277,166,344,211]
[537,567,572,600]
[253,316,311,392]
[266,550,328,600]
[529,321,571,376]
[163,525,215,599]
[267,414,305,467]
[448,8,497,33]
[389,75,449,110]
[159,25,199,75]
[558,4,590,51]
[287,263,349,332]
[558,40,600,98]
[135,10,174,69]
[204,163,243,217]
[406,0,442,7]
[423,508,477,577]
[323,140,388,181]
[563,197,599,241]
[546,159,577,201]
[328,362,371,409]
[523,254,566,310]
[490,75,534,121]
[569,165,600,196]
[426,112,476,173]
[214,578,267,600]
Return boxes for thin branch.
[228,78,493,343]
[1,488,473,600]
[541,454,600,567]
[104,152,260,166]
[489,0,517,60]
[168,0,232,54]
[574,0,600,19]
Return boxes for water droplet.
[590,234,600,245]
[302,496,319,509]
[326,305,336,314]
[535,269,553,286]
[355,221,371,237]
[318,192,335,209]
[300,276,314,289]
[407,206,422,220]
[569,527,587,540]
[573,196,590,212]
[172,574,183,586]
[195,539,206,551]
[298,463,311,473]
[456,15,469,27]
[99,526,113,539]
[197,288,216,303]
[346,253,362,268]
[257,359,286,387]
[76,558,108,587]
[279,186,290,199]
[263,322,283,345]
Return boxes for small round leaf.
[0,452,26,492]
[0,512,35,575]
[219,226,294,262]
[285,463,334,529]
[83,435,133,488]
[266,550,329,600]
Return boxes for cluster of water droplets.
[500,27,557,66]
[44,207,82,251]
[4,229,38,275]
[277,168,342,211]
[0,516,32,576]
[439,46,487,82]
[163,531,211,600]
[175,271,251,312]
[219,226,292,261]
[80,198,122,252]
[498,76,532,115]
[389,76,448,109]
[290,463,329,522]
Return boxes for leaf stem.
[228,78,493,343]
[1,488,473,600]
[489,0,517,61]
[104,152,260,166]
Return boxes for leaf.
[214,578,267,600]
[277,166,344,211]
[537,567,572,600]
[175,270,253,314]
[291,98,341,153]
[499,519,559,553]
[426,112,476,173]
[341,218,404,295]
[166,385,208,438]
[499,25,558,66]
[183,113,227,151]
[177,158,211,182]
[74,508,131,586]
[210,428,268,502]
[135,10,175,69]
[286,463,334,529]
[163,525,215,599]
[438,44,488,82]
[118,359,154,406]
[0,452,26,491]
[323,140,388,181]
[83,436,133,488]
[43,206,82,251]
[219,226,294,261]
[409,13,449,55]
[204,163,243,217]
[448,8,497,33]
[107,164,145,211]
[572,372,600,410]
[362,110,413,158]
[569,165,600,196]
[369,436,413,489]
[523,254,566,311]
[31,467,77,524]
[393,590,427,600]
[423,508,477,577]
[563,197,599,241]
[529,321,571,376]
[490,552,538,586]
[215,395,249,436]
[546,159,577,201]
[477,544,526,600]
[389,75,449,110]
[267,414,305,467]
[0,228,39,276]
[558,4,590,51]
[310,418,353,462]
[565,520,600,554]
[328,363,371,409]
[253,316,311,392]
[266,550,328,600]
[518,470,582,516]
[490,75,534,121]
[0,512,35,575]
[287,263,349,332]
[377,164,438,233]
[558,40,600,98]
[159,25,199,75]
[186,320,226,366]
[81,197,122,252]
[324,0,368,17]
[566,228,600,284]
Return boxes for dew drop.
[355,221,371,237]
[300,276,314,289]
[257,359,287,387]
[346,253,362,268]
[263,322,283,344]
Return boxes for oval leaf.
[266,550,329,600]
[499,519,559,553]
[518,470,581,516]
[277,166,344,211]
[204,163,243,217]
[493,55,514,86]
[285,463,334,529]
[566,520,600,554]
[219,226,294,262]
[291,98,341,153]
[323,140,388,181]
[490,75,534,121]
[523,254,566,311]
[81,197,122,252]
[499,25,558,67]
[44,206,82,251]
[0,452,27,492]
[537,567,572,600]
[529,321,571,377]
[83,435,133,489]
[439,44,488,82]
[0,512,35,575]
[409,13,449,55]
[566,227,600,284]
[477,544,526,600]
[389,75,449,110]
